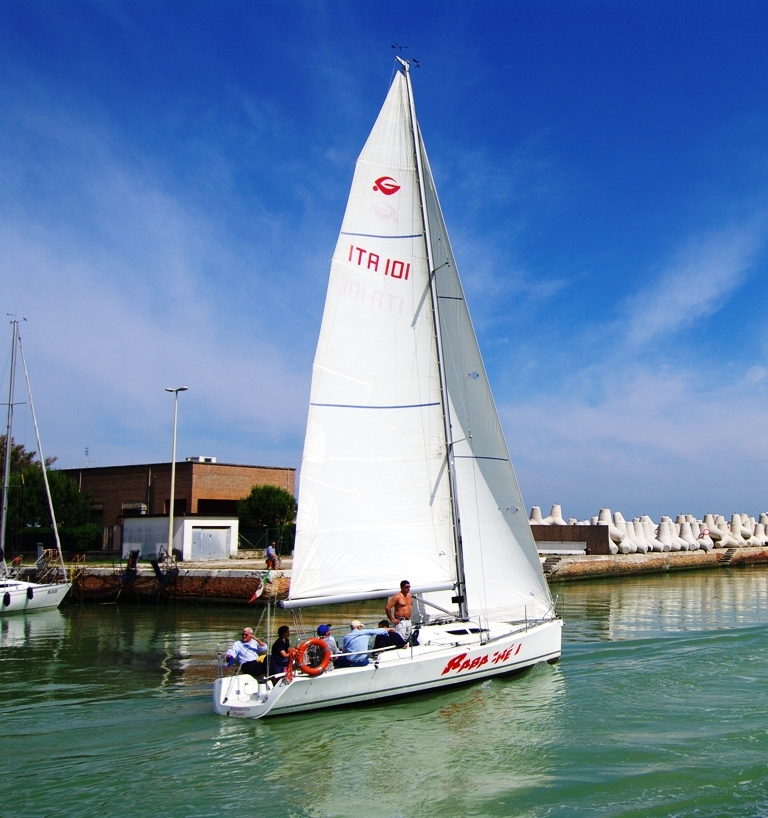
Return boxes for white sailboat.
[213,59,561,718]
[0,320,71,614]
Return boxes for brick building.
[62,458,295,551]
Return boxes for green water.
[2,569,768,818]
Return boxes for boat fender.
[2,592,10,607]
[27,587,34,600]
[295,639,331,676]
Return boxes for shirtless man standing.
[385,580,413,644]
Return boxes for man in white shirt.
[225,627,268,676]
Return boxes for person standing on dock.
[385,580,413,644]
[225,627,268,676]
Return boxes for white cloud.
[502,362,768,521]
[0,97,318,471]
[624,220,766,346]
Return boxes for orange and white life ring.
[295,638,331,676]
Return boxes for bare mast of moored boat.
[0,320,19,577]
[0,319,67,582]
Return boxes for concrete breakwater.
[14,545,768,605]
[543,545,768,581]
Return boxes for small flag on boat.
[248,579,264,604]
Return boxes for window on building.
[164,498,188,516]
[197,499,239,516]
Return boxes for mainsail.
[290,67,552,622]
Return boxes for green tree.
[2,437,100,551]
[0,434,55,470]
[238,484,297,530]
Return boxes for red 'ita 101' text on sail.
[347,245,411,280]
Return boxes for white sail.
[419,142,553,621]
[213,63,562,722]
[290,72,455,603]
[290,68,552,622]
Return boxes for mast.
[398,57,469,620]
[0,320,19,577]
[18,330,66,578]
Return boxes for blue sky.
[1,1,767,521]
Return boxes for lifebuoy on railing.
[295,638,331,676]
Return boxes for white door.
[191,527,230,559]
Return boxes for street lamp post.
[165,386,188,560]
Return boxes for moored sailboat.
[0,320,71,614]
[213,59,561,718]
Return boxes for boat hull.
[0,580,71,614]
[213,618,562,719]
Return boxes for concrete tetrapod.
[612,512,635,554]
[714,515,740,547]
[703,514,727,547]
[543,504,568,525]
[597,508,626,546]
[679,521,700,550]
[729,515,748,547]
[657,520,679,551]
[690,520,714,551]
[529,506,548,525]
[628,520,650,553]
[642,519,668,552]
[661,517,686,550]
[741,513,762,545]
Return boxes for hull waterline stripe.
[310,401,440,410]
[340,231,423,239]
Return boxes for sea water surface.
[2,568,768,817]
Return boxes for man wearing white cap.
[335,620,395,668]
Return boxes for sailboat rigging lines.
[0,320,71,613]
[213,59,561,719]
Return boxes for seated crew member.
[225,627,268,676]
[316,623,338,655]
[385,580,413,644]
[373,619,406,650]
[269,625,292,676]
[335,620,394,668]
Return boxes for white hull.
[214,618,562,719]
[0,580,71,614]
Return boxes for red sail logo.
[372,176,400,195]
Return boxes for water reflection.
[560,568,768,642]
[3,569,768,817]
[0,609,67,648]
[208,663,565,818]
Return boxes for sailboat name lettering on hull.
[441,644,523,676]
[347,245,411,280]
